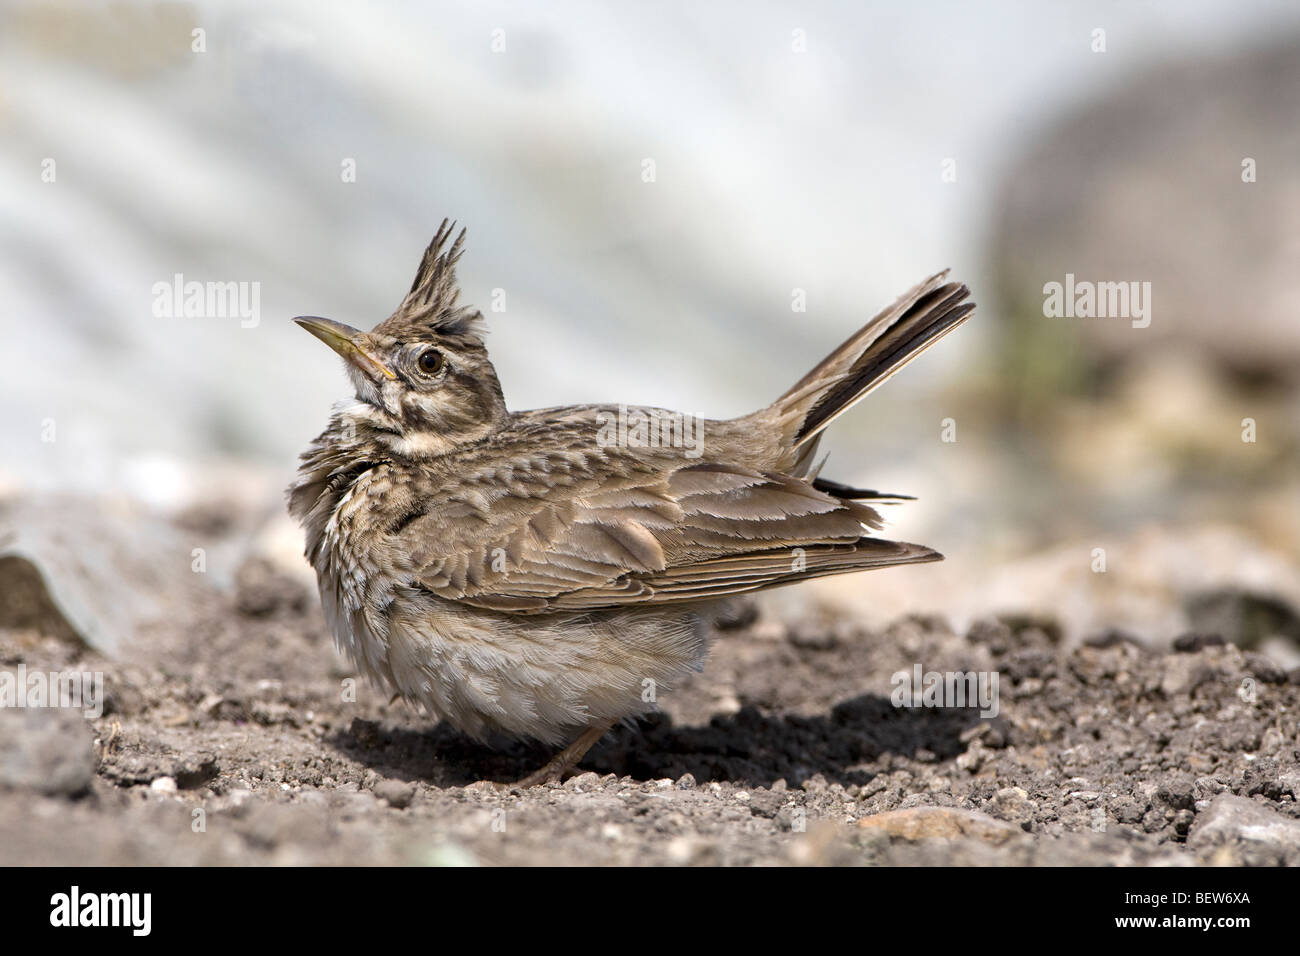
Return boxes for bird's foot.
[490,720,615,790]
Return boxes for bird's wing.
[396,443,939,615]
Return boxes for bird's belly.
[382,589,713,745]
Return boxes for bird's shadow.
[329,693,988,789]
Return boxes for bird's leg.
[510,720,616,789]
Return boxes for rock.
[788,627,839,651]
[1243,759,1290,801]
[1160,655,1213,697]
[1172,633,1226,653]
[241,802,332,852]
[1112,796,1147,826]
[0,497,214,655]
[1004,648,1056,682]
[856,806,1022,845]
[0,707,95,797]
[991,42,1300,374]
[1185,591,1300,651]
[1243,652,1288,685]
[562,772,600,791]
[0,555,83,646]
[746,790,785,819]
[373,779,417,809]
[955,741,986,773]
[1083,629,1142,649]
[234,557,309,617]
[1156,778,1195,811]
[711,598,759,631]
[1187,795,1300,865]
[97,748,218,789]
[989,787,1035,830]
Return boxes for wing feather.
[395,442,938,615]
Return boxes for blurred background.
[2,0,1298,656]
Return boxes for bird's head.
[295,222,508,457]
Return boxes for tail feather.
[810,476,915,501]
[771,272,974,455]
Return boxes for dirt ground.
[3,551,1300,868]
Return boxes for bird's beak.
[293,316,396,381]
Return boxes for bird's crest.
[377,220,482,339]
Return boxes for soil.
[2,557,1299,867]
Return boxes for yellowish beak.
[293,316,396,381]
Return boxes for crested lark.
[289,221,974,787]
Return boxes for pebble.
[1160,655,1212,697]
[857,806,1022,845]
[563,772,601,791]
[373,779,417,809]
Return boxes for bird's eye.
[416,349,445,374]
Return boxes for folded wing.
[399,456,939,615]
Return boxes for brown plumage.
[288,222,974,786]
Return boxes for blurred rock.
[235,556,309,617]
[373,779,417,809]
[856,806,1021,845]
[0,497,214,656]
[1187,794,1300,865]
[0,553,83,647]
[821,523,1300,650]
[1185,589,1300,650]
[993,40,1300,378]
[0,707,95,797]
[246,511,318,596]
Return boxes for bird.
[288,220,974,787]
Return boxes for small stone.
[1243,652,1287,684]
[675,773,696,790]
[789,628,837,651]
[956,741,986,773]
[234,557,309,617]
[1172,633,1225,652]
[712,599,759,631]
[665,836,699,864]
[802,775,829,793]
[1113,796,1147,824]
[373,779,417,808]
[990,787,1035,829]
[563,771,600,791]
[857,806,1021,845]
[1156,779,1195,811]
[712,694,742,715]
[1160,655,1212,697]
[746,791,785,819]
[1083,629,1141,649]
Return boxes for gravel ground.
[2,556,1300,867]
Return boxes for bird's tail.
[761,271,974,474]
